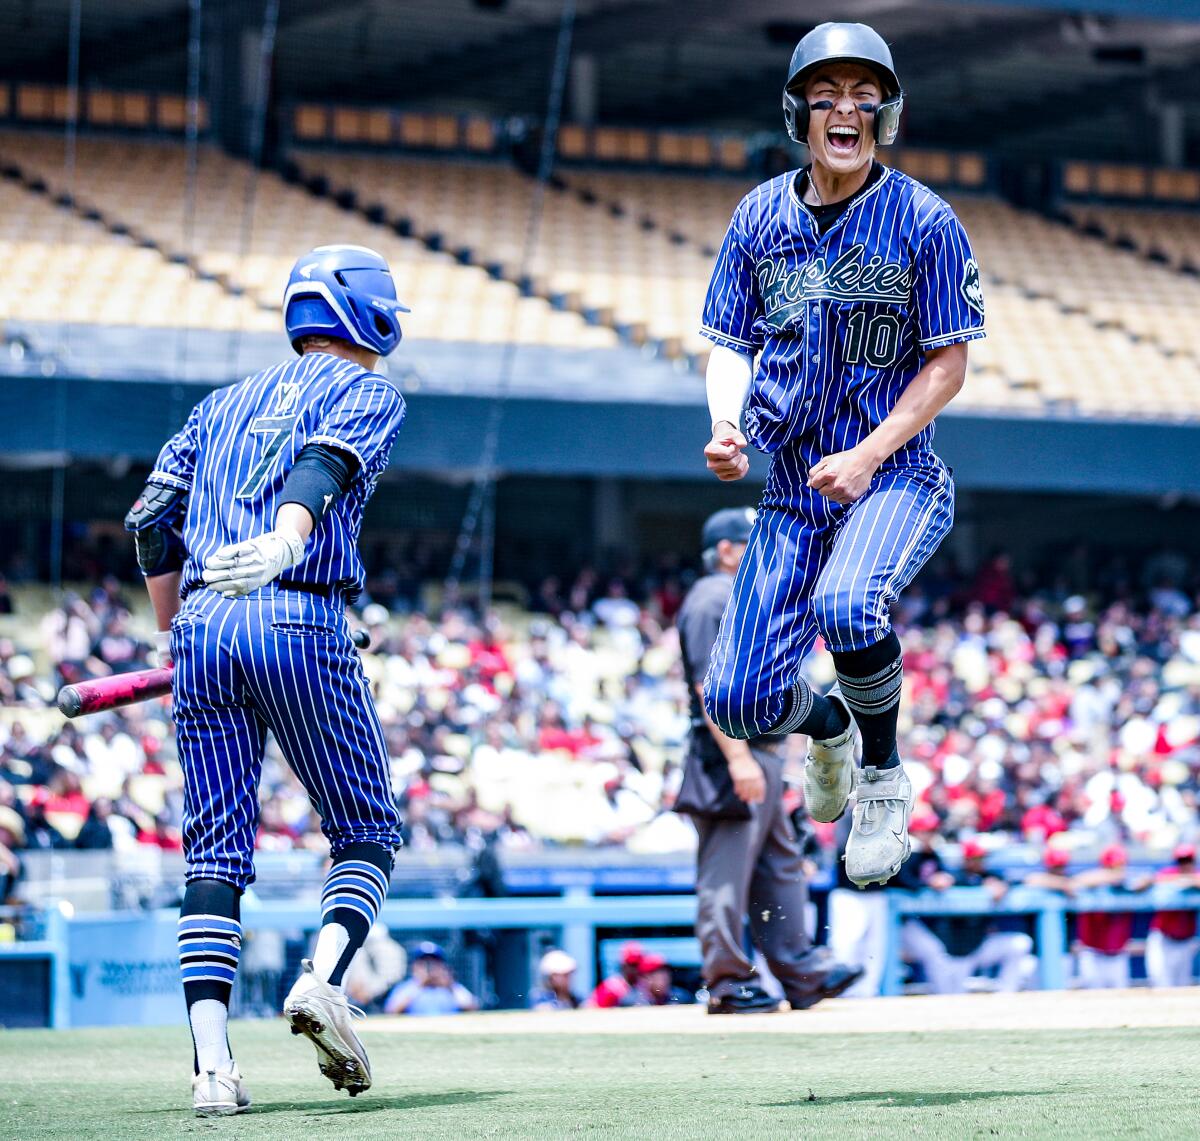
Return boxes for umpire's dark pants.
[694,744,818,1003]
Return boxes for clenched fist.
[705,422,749,482]
[807,446,879,505]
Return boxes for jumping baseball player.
[125,245,409,1114]
[699,22,984,888]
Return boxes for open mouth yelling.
[827,124,860,154]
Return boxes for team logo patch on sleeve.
[961,259,984,316]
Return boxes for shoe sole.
[847,836,912,889]
[194,1103,249,1118]
[285,1001,372,1096]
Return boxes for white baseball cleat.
[284,959,372,1096]
[844,763,913,887]
[802,689,857,823]
[191,1063,251,1117]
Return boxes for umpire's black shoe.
[788,962,865,1011]
[707,982,781,1015]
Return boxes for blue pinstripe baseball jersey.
[699,164,981,740]
[152,351,406,604]
[154,352,405,887]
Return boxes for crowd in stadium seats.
[3,547,1200,907]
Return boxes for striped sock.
[178,913,242,999]
[314,843,392,986]
[769,676,850,740]
[178,898,241,1075]
[833,631,904,768]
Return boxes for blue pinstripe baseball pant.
[171,586,400,890]
[704,458,954,741]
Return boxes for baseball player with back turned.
[700,23,984,888]
[124,246,409,1115]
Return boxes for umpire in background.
[675,508,862,1013]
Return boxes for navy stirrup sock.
[769,676,851,740]
[832,631,904,768]
[178,878,242,1073]
[313,842,393,987]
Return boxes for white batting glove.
[154,629,173,669]
[201,526,306,598]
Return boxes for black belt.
[184,580,339,601]
[277,579,338,600]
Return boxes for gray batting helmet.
[782,22,903,147]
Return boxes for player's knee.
[812,585,872,650]
[702,675,759,740]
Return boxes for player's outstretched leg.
[812,465,953,887]
[179,878,251,1117]
[284,842,392,1096]
[834,631,912,885]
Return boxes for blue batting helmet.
[283,244,410,357]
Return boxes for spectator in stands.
[384,942,479,1016]
[22,793,67,851]
[0,804,24,902]
[635,954,694,1006]
[529,949,581,1011]
[1072,844,1137,989]
[898,836,1035,994]
[137,810,183,852]
[74,798,116,851]
[1024,845,1073,891]
[970,550,1017,614]
[590,942,646,1008]
[40,594,101,682]
[1140,844,1200,988]
[343,924,408,1013]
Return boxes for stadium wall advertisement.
[66,913,182,1028]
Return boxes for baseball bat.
[57,667,173,718]
[56,629,371,718]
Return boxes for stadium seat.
[0,131,617,350]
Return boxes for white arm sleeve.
[705,344,754,432]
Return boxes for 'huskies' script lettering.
[756,243,913,331]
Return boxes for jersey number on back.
[236,414,297,499]
[845,311,902,368]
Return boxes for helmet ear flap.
[874,93,904,145]
[782,90,810,145]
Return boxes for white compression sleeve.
[706,344,754,431]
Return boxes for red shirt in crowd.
[1150,867,1198,941]
[591,974,636,1008]
[1076,910,1134,954]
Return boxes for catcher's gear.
[283,245,409,358]
[201,526,306,598]
[125,479,189,576]
[783,22,904,146]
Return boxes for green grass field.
[4,1022,1200,1139]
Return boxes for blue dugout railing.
[4,885,1198,1027]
